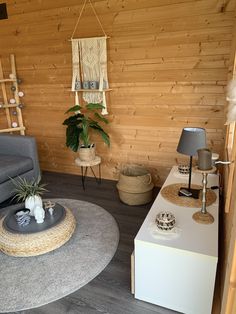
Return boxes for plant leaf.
[86,103,105,111]
[66,125,81,152]
[10,176,48,202]
[65,105,82,114]
[63,115,83,126]
[89,122,110,146]
[94,112,109,124]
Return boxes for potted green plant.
[11,177,47,216]
[63,103,110,161]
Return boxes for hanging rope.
[71,0,107,39]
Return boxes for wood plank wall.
[0,0,235,185]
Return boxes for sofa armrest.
[0,134,41,180]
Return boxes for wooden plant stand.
[0,54,25,135]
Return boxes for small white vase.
[25,195,43,216]
[34,205,45,224]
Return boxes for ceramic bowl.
[156,211,176,231]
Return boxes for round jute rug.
[0,199,119,313]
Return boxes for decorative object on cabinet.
[177,164,190,175]
[70,0,111,115]
[116,164,154,205]
[197,148,212,170]
[193,167,216,224]
[62,103,110,157]
[155,211,176,231]
[0,54,25,135]
[161,183,216,208]
[177,127,206,199]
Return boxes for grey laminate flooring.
[7,171,181,314]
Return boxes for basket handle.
[140,173,152,185]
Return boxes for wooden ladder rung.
[0,104,20,108]
[0,79,16,83]
[0,126,25,133]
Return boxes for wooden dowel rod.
[0,79,16,83]
[0,126,25,133]
[0,58,11,128]
[10,54,25,135]
[0,104,20,108]
[69,36,110,41]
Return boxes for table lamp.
[177,127,206,198]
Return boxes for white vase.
[34,205,45,224]
[25,195,43,216]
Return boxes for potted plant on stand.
[63,103,110,161]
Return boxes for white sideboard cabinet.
[134,166,219,314]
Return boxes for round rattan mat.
[0,206,76,257]
[161,183,216,208]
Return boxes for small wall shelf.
[69,89,112,92]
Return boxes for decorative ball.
[9,73,15,79]
[17,78,22,84]
[11,86,16,92]
[18,91,24,97]
[156,211,176,231]
[18,104,24,109]
[12,122,18,128]
[9,98,16,104]
[12,111,17,116]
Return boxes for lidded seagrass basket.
[116,164,154,205]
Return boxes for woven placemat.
[161,183,217,208]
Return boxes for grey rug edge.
[0,198,120,313]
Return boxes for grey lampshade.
[177,127,206,156]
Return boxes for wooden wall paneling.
[0,0,234,185]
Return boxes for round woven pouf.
[0,206,76,257]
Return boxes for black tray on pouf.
[3,203,66,234]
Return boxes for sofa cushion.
[0,154,33,184]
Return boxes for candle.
[197,148,212,170]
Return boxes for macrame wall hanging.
[70,0,110,115]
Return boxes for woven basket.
[117,165,154,205]
[78,144,95,161]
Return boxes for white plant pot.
[79,144,96,161]
[25,195,43,216]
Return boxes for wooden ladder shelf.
[0,54,25,135]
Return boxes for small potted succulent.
[63,103,110,161]
[11,177,47,216]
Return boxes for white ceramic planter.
[25,195,43,216]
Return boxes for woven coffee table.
[0,203,76,257]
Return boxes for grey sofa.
[0,134,41,203]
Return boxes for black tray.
[3,203,66,234]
